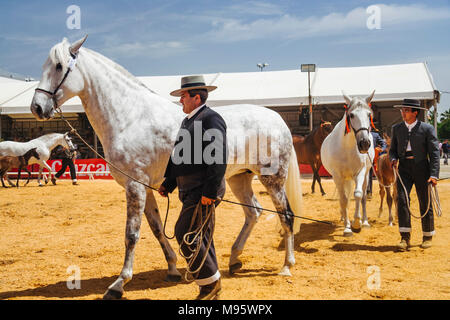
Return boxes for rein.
[366,152,442,219]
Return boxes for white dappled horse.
[321,92,375,236]
[0,133,74,186]
[30,36,303,299]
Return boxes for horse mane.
[50,39,156,94]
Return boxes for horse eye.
[350,113,354,118]
[56,63,62,71]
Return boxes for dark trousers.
[55,158,77,180]
[396,159,435,238]
[175,173,226,284]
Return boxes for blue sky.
[1,0,449,114]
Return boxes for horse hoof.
[343,230,353,237]
[51,178,56,185]
[165,274,182,283]
[278,266,292,277]
[351,226,361,233]
[321,193,326,196]
[39,184,44,187]
[229,262,243,275]
[362,222,371,228]
[103,289,123,300]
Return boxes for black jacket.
[389,121,440,178]
[162,105,228,199]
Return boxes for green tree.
[437,108,450,139]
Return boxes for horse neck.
[75,49,182,146]
[41,134,65,150]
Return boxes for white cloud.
[103,40,191,58]
[206,3,450,42]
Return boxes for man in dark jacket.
[51,144,78,185]
[158,75,227,300]
[390,99,440,251]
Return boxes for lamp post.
[257,63,269,71]
[301,64,316,132]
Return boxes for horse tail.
[285,145,303,234]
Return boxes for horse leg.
[314,162,326,196]
[310,163,316,194]
[336,180,352,236]
[360,173,370,228]
[24,168,32,186]
[351,169,368,232]
[37,164,45,186]
[104,181,146,300]
[378,185,385,218]
[16,168,21,188]
[0,172,8,188]
[386,187,394,226]
[39,161,54,185]
[227,172,261,275]
[143,190,181,282]
[259,175,295,277]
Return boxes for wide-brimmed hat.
[170,75,217,97]
[393,98,427,110]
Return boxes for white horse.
[321,92,375,236]
[0,133,75,186]
[30,36,303,299]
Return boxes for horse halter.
[344,103,375,136]
[35,50,78,110]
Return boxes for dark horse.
[0,147,40,188]
[293,120,333,195]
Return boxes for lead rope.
[179,201,216,282]
[393,167,442,219]
[55,107,332,237]
[367,152,442,219]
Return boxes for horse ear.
[70,34,88,55]
[342,91,352,105]
[366,90,376,105]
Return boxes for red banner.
[8,159,113,180]
[8,159,330,180]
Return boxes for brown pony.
[293,120,333,195]
[375,133,397,226]
[0,148,40,188]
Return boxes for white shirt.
[187,103,206,119]
[404,120,418,151]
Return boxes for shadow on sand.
[0,269,187,300]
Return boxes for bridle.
[344,103,375,136]
[35,49,78,110]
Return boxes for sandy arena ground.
[0,177,449,300]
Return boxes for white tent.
[0,62,439,116]
[311,62,439,105]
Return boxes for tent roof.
[0,62,439,115]
[311,62,439,104]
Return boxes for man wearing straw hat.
[158,75,227,300]
[390,99,440,251]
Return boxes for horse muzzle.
[357,138,371,154]
[30,101,55,121]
